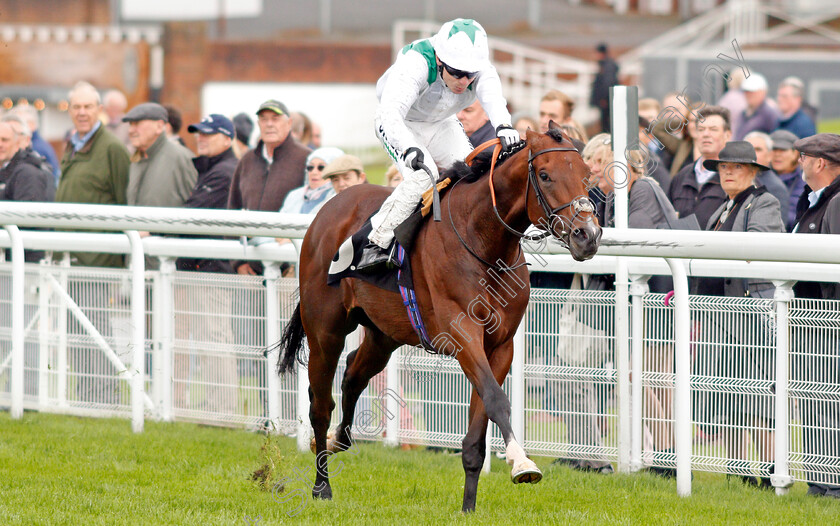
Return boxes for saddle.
[325,140,503,351]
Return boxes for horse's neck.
[456,162,530,263]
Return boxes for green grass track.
[0,412,837,525]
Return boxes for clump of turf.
[250,427,287,492]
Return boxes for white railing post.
[5,226,24,418]
[126,231,146,433]
[385,348,400,448]
[57,253,70,407]
[157,257,175,422]
[629,275,650,472]
[290,240,311,452]
[38,259,51,408]
[666,258,691,496]
[264,261,281,430]
[296,357,311,452]
[611,85,637,473]
[292,239,310,451]
[483,426,492,474]
[771,280,796,495]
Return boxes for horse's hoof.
[312,485,333,500]
[511,459,543,484]
[310,431,337,454]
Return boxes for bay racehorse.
[278,124,601,512]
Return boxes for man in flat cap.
[124,103,197,221]
[791,132,840,499]
[323,154,367,194]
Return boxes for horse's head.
[522,125,602,261]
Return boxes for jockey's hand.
[496,124,521,153]
[401,147,425,171]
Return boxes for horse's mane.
[443,128,576,184]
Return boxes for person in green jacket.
[55,81,131,405]
[56,81,130,269]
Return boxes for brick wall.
[0,0,111,24]
[206,41,391,84]
[161,22,391,149]
[159,22,210,149]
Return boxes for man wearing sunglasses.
[359,18,521,272]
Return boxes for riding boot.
[357,242,400,273]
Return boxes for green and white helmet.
[432,18,489,73]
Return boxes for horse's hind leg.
[305,318,351,500]
[334,327,400,450]
[461,389,490,513]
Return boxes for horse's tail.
[276,302,306,375]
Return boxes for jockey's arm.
[473,64,513,131]
[375,52,428,158]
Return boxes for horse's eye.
[539,172,549,182]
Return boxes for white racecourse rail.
[1,202,839,497]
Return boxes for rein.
[445,175,526,273]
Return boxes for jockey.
[357,18,522,272]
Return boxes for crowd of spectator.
[508,71,839,496]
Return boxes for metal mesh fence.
[1,262,143,416]
[3,260,840,487]
[173,271,260,426]
[686,295,776,478]
[523,288,618,465]
[789,297,840,487]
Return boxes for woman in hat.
[696,140,784,489]
[702,140,784,244]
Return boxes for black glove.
[496,124,522,153]
[401,147,425,171]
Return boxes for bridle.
[523,145,595,242]
[464,138,595,244]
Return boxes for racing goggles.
[441,62,478,80]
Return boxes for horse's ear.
[548,119,560,131]
[525,129,538,142]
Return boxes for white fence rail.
[2,203,840,497]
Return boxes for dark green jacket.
[57,124,130,268]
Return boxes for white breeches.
[369,116,474,247]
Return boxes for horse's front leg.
[458,339,542,490]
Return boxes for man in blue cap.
[180,113,238,272]
[173,113,239,414]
